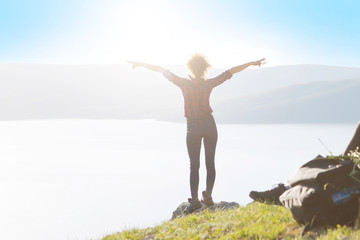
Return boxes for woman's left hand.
[127,60,141,69]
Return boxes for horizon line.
[1,62,360,69]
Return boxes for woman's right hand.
[252,58,266,67]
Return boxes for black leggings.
[186,114,218,200]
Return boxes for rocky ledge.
[171,201,240,219]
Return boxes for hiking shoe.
[249,184,287,205]
[184,198,202,214]
[201,191,214,207]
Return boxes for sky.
[0,0,360,67]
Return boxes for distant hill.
[214,78,360,123]
[217,64,360,94]
[0,63,359,123]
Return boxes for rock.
[171,201,240,219]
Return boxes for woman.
[128,54,265,213]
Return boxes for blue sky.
[0,0,359,67]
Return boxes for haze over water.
[0,119,355,240]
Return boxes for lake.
[0,119,356,240]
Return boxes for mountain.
[0,63,359,123]
[214,78,360,123]
[216,64,360,94]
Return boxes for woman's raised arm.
[127,60,165,73]
[228,58,266,75]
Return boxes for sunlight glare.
[122,1,188,65]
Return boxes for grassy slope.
[102,202,360,239]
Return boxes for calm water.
[0,119,356,240]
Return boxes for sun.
[121,1,189,65]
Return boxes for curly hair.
[186,53,212,79]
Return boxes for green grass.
[102,151,360,239]
[101,202,359,240]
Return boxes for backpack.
[279,155,360,232]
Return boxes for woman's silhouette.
[128,54,265,213]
